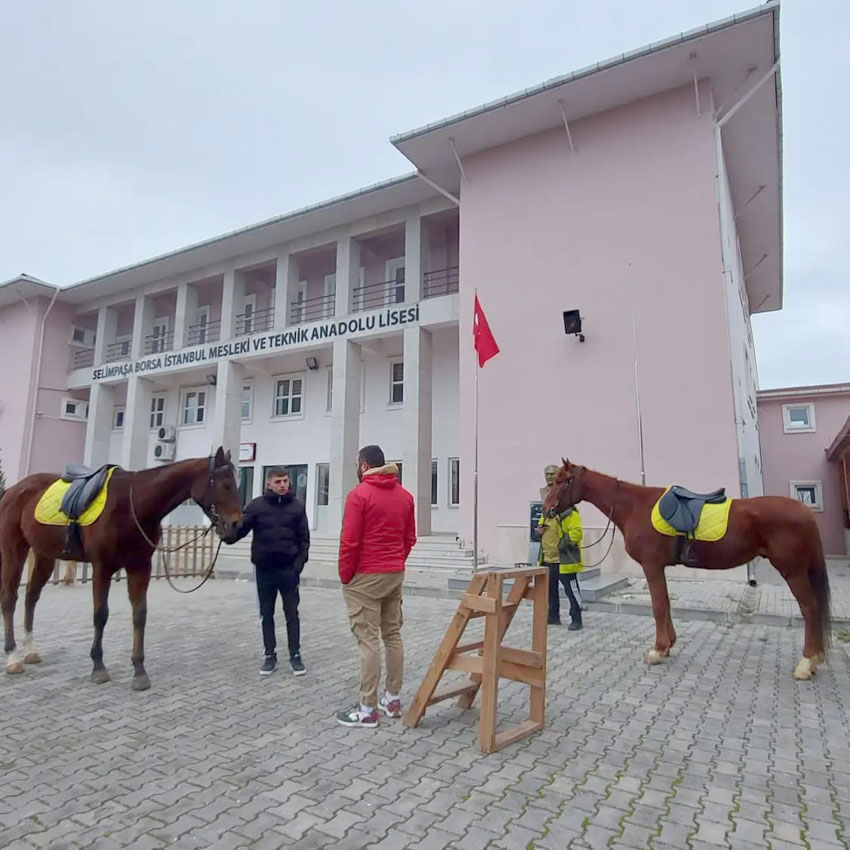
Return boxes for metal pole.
[473,359,479,574]
[629,266,647,485]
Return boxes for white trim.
[323,274,336,319]
[149,393,167,430]
[151,316,169,353]
[388,358,404,406]
[325,367,333,414]
[240,293,257,334]
[790,481,823,512]
[180,386,209,428]
[194,305,211,344]
[782,402,815,433]
[292,281,308,324]
[241,381,254,423]
[431,458,439,507]
[448,457,460,507]
[112,406,125,431]
[60,397,88,422]
[271,372,306,420]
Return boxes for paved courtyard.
[1,579,849,849]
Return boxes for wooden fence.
[22,526,217,586]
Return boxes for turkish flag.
[473,294,500,368]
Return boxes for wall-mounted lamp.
[563,309,585,343]
[205,373,217,386]
[305,356,319,371]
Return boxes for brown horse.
[0,448,242,689]
[544,460,832,680]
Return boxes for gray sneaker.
[259,655,276,675]
[290,654,306,676]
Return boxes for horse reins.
[128,457,230,594]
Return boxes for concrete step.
[446,566,602,592]
[579,574,631,601]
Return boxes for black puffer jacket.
[228,490,310,570]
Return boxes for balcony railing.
[289,294,335,325]
[105,341,131,363]
[187,319,221,347]
[144,330,175,355]
[423,266,459,298]
[72,348,95,369]
[236,306,274,336]
[352,280,405,313]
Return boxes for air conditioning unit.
[154,441,176,462]
[157,425,177,442]
[70,326,96,348]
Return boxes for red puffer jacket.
[338,465,417,585]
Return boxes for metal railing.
[105,341,131,362]
[236,306,275,336]
[352,279,406,313]
[423,266,459,298]
[187,319,221,347]
[26,526,218,585]
[289,293,335,325]
[144,330,175,355]
[72,348,95,369]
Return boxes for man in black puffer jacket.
[226,467,310,676]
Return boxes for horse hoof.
[5,662,25,675]
[90,669,111,684]
[645,650,665,665]
[793,658,816,680]
[24,652,42,665]
[130,675,151,692]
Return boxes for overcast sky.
[1,1,846,389]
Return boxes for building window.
[194,306,210,345]
[241,383,253,421]
[237,466,254,508]
[113,407,125,430]
[317,463,330,506]
[150,317,169,353]
[782,403,815,433]
[61,397,88,421]
[449,458,460,507]
[431,459,438,506]
[273,375,304,418]
[791,481,823,512]
[326,368,333,413]
[393,462,403,486]
[389,360,404,405]
[181,388,207,426]
[116,335,132,358]
[149,394,166,429]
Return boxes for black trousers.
[545,563,582,623]
[256,565,300,658]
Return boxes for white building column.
[121,376,153,470]
[328,338,362,530]
[83,383,115,467]
[130,295,155,360]
[94,307,118,365]
[212,359,244,459]
[402,326,433,536]
[173,282,199,349]
[335,237,360,317]
[404,214,429,303]
[274,252,299,330]
[219,269,246,342]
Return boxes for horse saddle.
[658,485,727,536]
[60,464,113,521]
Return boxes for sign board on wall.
[89,305,420,383]
[239,442,256,462]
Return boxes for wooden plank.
[426,681,479,706]
[446,654,483,675]
[461,593,497,614]
[500,647,543,669]
[479,574,501,753]
[529,570,548,726]
[455,641,484,655]
[476,566,547,581]
[402,573,486,729]
[498,659,545,688]
[492,720,544,753]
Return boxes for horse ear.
[214,446,225,465]
[561,457,568,469]
[225,449,232,463]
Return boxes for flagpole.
[473,354,479,574]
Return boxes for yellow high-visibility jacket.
[537,507,584,574]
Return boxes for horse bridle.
[555,464,585,512]
[199,455,234,530]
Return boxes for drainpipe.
[22,285,62,476]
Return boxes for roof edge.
[757,382,850,400]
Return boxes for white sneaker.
[379,694,402,718]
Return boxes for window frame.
[790,481,824,512]
[448,457,460,508]
[272,372,306,420]
[782,403,816,434]
[180,386,209,428]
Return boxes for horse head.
[191,446,243,538]
[543,458,586,515]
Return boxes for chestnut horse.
[544,460,832,680]
[0,448,242,689]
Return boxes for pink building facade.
[0,4,797,573]
[758,384,850,557]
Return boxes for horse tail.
[811,559,832,652]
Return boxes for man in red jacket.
[336,444,416,728]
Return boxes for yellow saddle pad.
[34,467,116,527]
[650,486,733,542]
